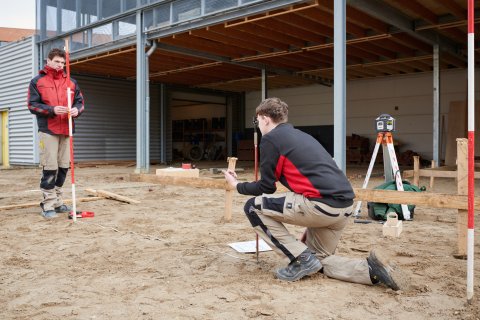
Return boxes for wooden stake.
[456,138,468,258]
[430,160,436,190]
[413,155,420,186]
[225,157,238,222]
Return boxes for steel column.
[333,0,347,172]
[136,11,148,173]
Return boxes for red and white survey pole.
[64,39,77,223]
[467,0,475,303]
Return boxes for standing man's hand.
[223,169,238,191]
[70,107,79,117]
[53,106,68,115]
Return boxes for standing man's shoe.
[367,249,409,291]
[275,249,322,281]
[54,204,72,213]
[41,210,58,219]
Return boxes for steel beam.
[347,0,465,61]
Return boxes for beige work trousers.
[253,192,372,285]
[39,132,70,210]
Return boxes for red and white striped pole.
[467,0,475,303]
[64,39,77,223]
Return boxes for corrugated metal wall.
[0,36,37,165]
[73,75,161,161]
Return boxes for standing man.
[28,48,84,218]
[224,97,407,290]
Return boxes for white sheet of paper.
[228,239,272,253]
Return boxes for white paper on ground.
[228,239,272,253]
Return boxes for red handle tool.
[68,211,95,219]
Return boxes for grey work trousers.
[247,192,372,285]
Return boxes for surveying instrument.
[353,114,411,220]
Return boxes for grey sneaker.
[54,204,72,213]
[41,210,58,219]
[367,249,409,291]
[275,249,322,282]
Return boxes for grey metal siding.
[73,75,161,162]
[0,36,37,165]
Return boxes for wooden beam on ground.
[0,197,103,211]
[85,189,140,204]
[404,168,480,179]
[353,188,480,210]
[130,173,227,189]
[131,173,480,211]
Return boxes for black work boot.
[367,249,408,291]
[275,249,322,282]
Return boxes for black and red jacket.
[28,65,84,135]
[237,123,354,208]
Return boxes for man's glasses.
[252,116,259,127]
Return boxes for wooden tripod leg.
[225,157,238,222]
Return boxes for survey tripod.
[353,114,411,220]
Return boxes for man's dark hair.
[47,48,66,60]
[256,97,289,123]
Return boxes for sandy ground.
[0,161,479,320]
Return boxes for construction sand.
[0,162,479,319]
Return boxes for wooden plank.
[0,197,103,211]
[353,188,479,210]
[131,173,480,211]
[403,168,480,179]
[130,173,227,189]
[85,189,140,204]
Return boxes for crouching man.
[224,97,407,290]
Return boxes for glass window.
[80,0,98,27]
[205,0,237,14]
[118,15,136,38]
[46,5,57,38]
[71,31,89,51]
[92,23,113,46]
[125,0,138,11]
[144,9,154,30]
[172,0,201,23]
[154,3,170,27]
[101,0,121,19]
[60,0,77,33]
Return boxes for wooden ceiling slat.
[298,7,365,37]
[207,24,290,51]
[169,33,258,57]
[388,0,438,24]
[391,33,432,53]
[228,22,306,48]
[352,42,397,59]
[272,10,333,38]
[252,19,325,44]
[438,0,467,20]
[188,29,271,54]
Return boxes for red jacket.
[28,65,84,135]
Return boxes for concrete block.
[383,212,403,237]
